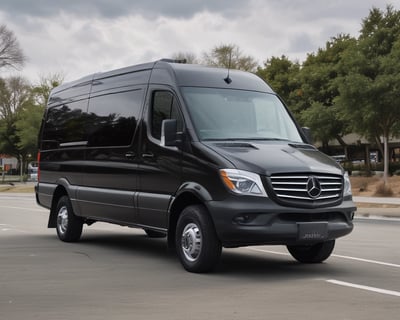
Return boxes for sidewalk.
[0,181,35,192]
[353,196,400,219]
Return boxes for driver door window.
[151,91,183,140]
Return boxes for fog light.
[233,214,256,224]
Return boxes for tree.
[15,74,63,161]
[32,73,64,106]
[296,35,356,150]
[15,103,45,158]
[256,36,354,150]
[337,5,400,184]
[172,52,199,64]
[0,75,61,179]
[300,102,345,153]
[256,55,301,112]
[0,77,32,178]
[0,24,26,70]
[202,44,258,72]
[0,77,31,120]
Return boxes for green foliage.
[300,102,343,147]
[15,103,45,156]
[337,5,400,182]
[256,55,301,109]
[0,76,32,159]
[0,117,19,156]
[0,74,61,163]
[299,34,355,108]
[338,6,400,136]
[257,35,354,147]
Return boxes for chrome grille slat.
[269,173,343,207]
[276,193,340,200]
[274,188,307,192]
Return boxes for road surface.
[0,193,399,319]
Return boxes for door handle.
[125,152,136,159]
[142,152,155,159]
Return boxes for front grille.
[269,173,343,207]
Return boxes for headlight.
[343,172,352,197]
[220,169,268,197]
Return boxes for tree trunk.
[19,154,23,182]
[383,135,389,186]
[365,144,371,173]
[335,135,347,147]
[375,135,384,159]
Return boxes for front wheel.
[287,240,335,263]
[55,195,83,242]
[176,205,222,273]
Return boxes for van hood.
[203,141,343,176]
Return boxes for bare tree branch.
[0,24,26,70]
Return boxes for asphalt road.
[1,193,399,320]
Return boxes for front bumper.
[207,196,355,248]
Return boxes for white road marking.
[327,279,400,297]
[332,254,400,268]
[0,205,47,212]
[247,248,400,269]
[0,227,29,233]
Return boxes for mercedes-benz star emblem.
[307,176,322,199]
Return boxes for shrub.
[373,182,394,197]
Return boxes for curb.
[355,207,400,219]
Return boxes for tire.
[55,195,83,242]
[176,205,222,273]
[287,240,335,263]
[144,229,166,238]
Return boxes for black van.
[36,59,355,272]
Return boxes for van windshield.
[181,87,303,142]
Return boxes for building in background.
[0,155,18,174]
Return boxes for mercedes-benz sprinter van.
[36,59,355,272]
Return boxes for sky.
[0,0,398,83]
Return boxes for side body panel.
[76,71,151,223]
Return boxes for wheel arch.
[167,183,214,248]
[48,185,69,228]
[48,179,75,228]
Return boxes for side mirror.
[302,127,313,144]
[161,119,177,147]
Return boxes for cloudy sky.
[0,0,397,83]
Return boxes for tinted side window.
[151,91,183,140]
[87,89,143,147]
[41,100,88,150]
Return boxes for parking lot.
[1,193,399,319]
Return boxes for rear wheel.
[287,240,335,263]
[176,205,222,273]
[55,195,83,242]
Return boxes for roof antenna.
[224,50,232,84]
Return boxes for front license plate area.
[297,222,328,241]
